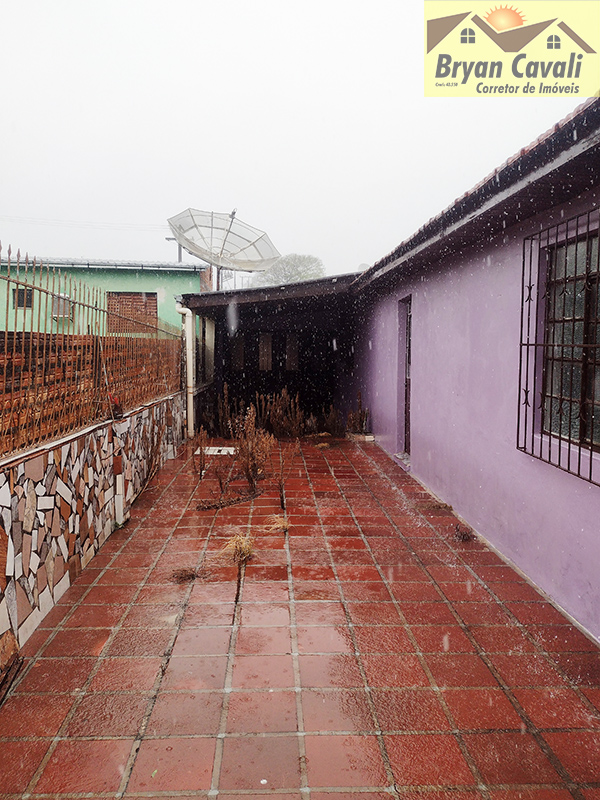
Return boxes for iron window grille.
[518,208,600,485]
[13,287,33,309]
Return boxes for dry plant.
[170,567,198,584]
[233,405,275,494]
[264,514,289,534]
[347,391,370,434]
[192,426,210,478]
[305,413,318,434]
[219,528,254,565]
[322,404,345,437]
[196,447,244,510]
[254,391,270,430]
[455,523,475,542]
[217,382,233,439]
[269,389,305,438]
[216,526,255,609]
[214,451,236,496]
[217,382,245,439]
[271,439,300,510]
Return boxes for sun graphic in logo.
[484,4,526,31]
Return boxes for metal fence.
[1,247,183,459]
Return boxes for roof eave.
[353,99,600,291]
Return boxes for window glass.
[259,333,272,371]
[286,333,299,371]
[543,235,600,447]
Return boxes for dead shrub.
[346,391,370,434]
[233,405,275,494]
[271,439,300,510]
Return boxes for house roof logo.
[427,5,596,54]
[424,0,600,97]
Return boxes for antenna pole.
[216,209,237,292]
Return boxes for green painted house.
[0,257,211,331]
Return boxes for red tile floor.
[2,439,600,799]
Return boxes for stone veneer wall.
[0,392,185,660]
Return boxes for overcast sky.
[0,1,584,275]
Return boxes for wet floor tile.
[65,692,148,736]
[14,657,96,693]
[239,602,290,626]
[107,627,173,657]
[84,584,139,604]
[424,653,501,688]
[442,687,524,730]
[462,731,560,784]
[371,688,450,732]
[43,628,112,658]
[294,601,348,626]
[183,603,236,626]
[235,625,291,654]
[299,654,364,688]
[385,733,475,786]
[345,601,401,626]
[487,652,568,687]
[120,602,181,628]
[410,624,476,653]
[171,627,232,656]
[128,737,215,792]
[0,692,73,737]
[147,691,223,735]
[301,688,375,732]
[89,656,163,692]
[293,580,342,601]
[362,654,430,688]
[161,655,228,690]
[297,625,355,654]
[62,602,129,629]
[5,440,600,799]
[226,690,297,732]
[0,740,50,793]
[353,625,413,653]
[513,686,600,729]
[35,738,134,794]
[218,736,301,791]
[389,581,442,601]
[542,730,600,782]
[231,654,295,689]
[304,733,388,788]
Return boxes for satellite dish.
[167,208,280,272]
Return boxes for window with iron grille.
[13,287,33,309]
[518,208,600,485]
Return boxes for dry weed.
[264,514,289,534]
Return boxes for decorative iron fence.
[0,247,183,458]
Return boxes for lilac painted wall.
[356,185,600,641]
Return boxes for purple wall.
[355,185,600,641]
